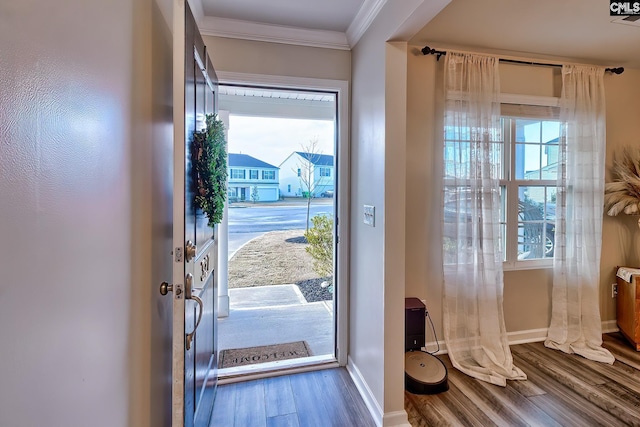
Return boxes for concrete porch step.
[229,284,306,309]
[218,301,334,356]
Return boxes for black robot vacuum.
[405,298,448,394]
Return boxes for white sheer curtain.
[544,65,615,364]
[442,52,526,386]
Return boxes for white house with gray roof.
[228,153,280,202]
[279,151,334,198]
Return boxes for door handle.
[184,273,203,350]
[159,282,172,295]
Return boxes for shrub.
[304,215,333,284]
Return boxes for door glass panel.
[217,85,338,375]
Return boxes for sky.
[227,115,335,167]
[522,120,560,172]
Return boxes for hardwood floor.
[406,333,640,426]
[211,367,376,427]
[210,334,640,426]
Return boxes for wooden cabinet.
[616,273,640,351]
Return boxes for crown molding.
[195,0,388,50]
[198,16,350,50]
[346,0,387,47]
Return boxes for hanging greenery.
[192,113,227,227]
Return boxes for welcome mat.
[219,341,312,369]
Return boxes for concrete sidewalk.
[218,284,334,357]
[229,197,334,208]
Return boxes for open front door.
[167,1,219,426]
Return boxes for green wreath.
[192,113,227,227]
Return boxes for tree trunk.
[306,197,311,235]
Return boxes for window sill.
[443,260,553,273]
[503,260,553,271]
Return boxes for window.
[287,184,291,192]
[230,169,245,179]
[319,167,331,177]
[507,116,559,266]
[297,168,301,177]
[444,103,561,269]
[249,170,258,179]
[262,170,275,180]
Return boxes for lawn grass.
[228,229,320,288]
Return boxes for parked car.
[320,190,334,198]
[518,200,555,259]
[443,189,555,260]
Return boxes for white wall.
[203,36,351,81]
[349,1,450,425]
[0,1,173,426]
[350,16,387,417]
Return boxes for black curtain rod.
[421,46,624,75]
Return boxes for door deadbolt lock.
[185,240,196,262]
[159,282,183,299]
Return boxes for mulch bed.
[229,229,334,302]
[296,277,333,302]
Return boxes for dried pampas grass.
[604,147,640,216]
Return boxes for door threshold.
[217,354,337,384]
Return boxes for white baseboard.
[382,410,411,427]
[347,356,383,427]
[425,327,547,351]
[423,328,544,354]
[602,320,619,334]
[507,327,549,345]
[346,357,411,426]
[424,321,619,351]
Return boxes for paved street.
[227,200,334,258]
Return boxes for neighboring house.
[228,153,280,202]
[523,136,559,203]
[523,136,559,181]
[279,151,334,197]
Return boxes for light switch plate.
[363,205,375,227]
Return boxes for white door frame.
[171,1,187,424]
[216,71,350,366]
